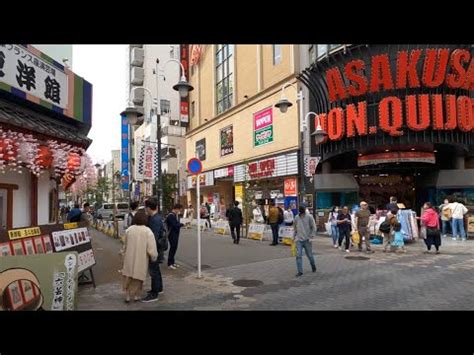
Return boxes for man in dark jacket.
[166,204,184,269]
[67,204,82,222]
[228,201,243,244]
[142,198,163,302]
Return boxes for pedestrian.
[284,206,294,226]
[420,202,441,254]
[444,198,468,241]
[386,196,399,214]
[268,201,281,246]
[336,206,352,253]
[124,201,139,229]
[328,206,340,248]
[379,211,395,252]
[354,201,373,253]
[165,204,184,270]
[205,202,212,228]
[439,198,451,238]
[80,202,93,225]
[67,203,82,222]
[252,203,265,223]
[388,209,405,253]
[142,198,164,302]
[120,210,158,303]
[200,203,211,229]
[293,206,317,277]
[227,201,243,244]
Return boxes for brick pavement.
[78,227,474,310]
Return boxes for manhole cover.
[232,279,264,287]
[195,265,212,269]
[345,256,370,261]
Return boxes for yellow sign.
[8,227,41,240]
[235,184,243,200]
[64,222,79,229]
[248,223,265,241]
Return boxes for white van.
[96,202,130,220]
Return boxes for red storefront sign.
[284,178,297,196]
[358,151,436,167]
[318,48,474,141]
[248,158,276,179]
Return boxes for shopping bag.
[325,222,332,236]
[351,231,360,245]
[419,225,427,239]
[291,242,297,257]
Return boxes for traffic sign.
[187,158,202,175]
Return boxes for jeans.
[331,224,339,245]
[295,239,316,274]
[270,223,279,244]
[451,218,466,239]
[338,229,350,250]
[157,248,165,263]
[441,220,451,236]
[167,234,179,266]
[230,223,241,242]
[382,232,393,251]
[148,260,163,296]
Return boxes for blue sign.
[121,114,129,190]
[187,158,202,175]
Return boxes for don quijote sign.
[317,47,474,141]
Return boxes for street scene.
[0,44,473,311]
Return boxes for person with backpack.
[444,198,468,241]
[67,204,82,222]
[420,202,441,254]
[165,204,184,270]
[268,201,281,246]
[328,206,340,248]
[387,210,405,253]
[380,211,397,252]
[142,198,164,303]
[439,199,451,238]
[124,201,139,229]
[228,201,243,244]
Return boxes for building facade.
[185,45,303,219]
[126,45,186,205]
[300,44,473,228]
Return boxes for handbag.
[291,241,297,257]
[351,231,360,245]
[325,222,333,236]
[419,225,427,239]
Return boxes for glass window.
[216,44,234,115]
[317,44,328,58]
[160,99,170,115]
[273,44,282,65]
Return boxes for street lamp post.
[275,83,328,209]
[153,58,193,214]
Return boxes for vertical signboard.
[220,125,234,157]
[180,45,190,128]
[196,138,206,161]
[121,114,129,190]
[253,107,273,147]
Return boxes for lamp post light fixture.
[310,112,328,145]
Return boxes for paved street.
[77,226,474,310]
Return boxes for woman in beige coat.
[120,210,158,303]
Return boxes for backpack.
[277,207,284,224]
[392,217,402,232]
[442,207,452,220]
[379,220,391,233]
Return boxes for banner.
[135,142,159,181]
[0,252,78,311]
[196,138,206,161]
[220,125,234,156]
[304,156,320,177]
[121,114,129,190]
[248,223,265,240]
[279,226,295,245]
[253,107,273,147]
[284,178,297,196]
[358,152,436,167]
[214,221,230,235]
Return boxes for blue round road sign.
[187,158,202,175]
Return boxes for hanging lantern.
[67,152,82,175]
[35,145,53,169]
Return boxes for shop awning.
[314,173,359,192]
[0,99,91,147]
[436,169,474,189]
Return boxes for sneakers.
[168,265,177,270]
[338,246,342,251]
[461,238,466,241]
[333,244,338,248]
[442,234,447,238]
[296,272,303,277]
[141,294,159,303]
[452,237,457,241]
[345,249,350,253]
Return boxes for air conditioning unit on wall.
[131,47,144,67]
[131,87,144,105]
[131,67,144,85]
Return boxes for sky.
[72,45,127,165]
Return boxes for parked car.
[115,202,130,219]
[96,203,115,220]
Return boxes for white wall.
[37,171,51,225]
[1,168,31,228]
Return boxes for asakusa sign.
[317,47,474,142]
